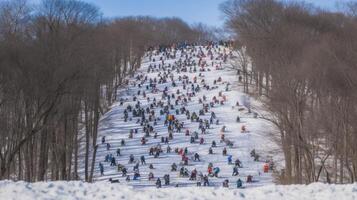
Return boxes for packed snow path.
[85,45,278,188]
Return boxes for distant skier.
[203,175,209,186]
[156,178,162,188]
[194,153,200,161]
[99,162,104,176]
[228,155,233,165]
[110,156,116,166]
[211,140,216,147]
[106,143,111,150]
[129,154,135,163]
[122,167,127,176]
[213,167,220,177]
[235,158,242,168]
[190,169,197,180]
[133,170,140,180]
[236,178,243,188]
[232,166,239,176]
[164,174,170,185]
[223,179,229,188]
[140,155,146,165]
[171,163,177,171]
[223,147,227,156]
[148,172,155,181]
[247,175,253,183]
[209,147,213,154]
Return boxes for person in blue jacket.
[213,167,220,177]
[236,178,243,188]
[228,155,233,164]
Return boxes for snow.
[0,180,356,200]
[76,45,282,188]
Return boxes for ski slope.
[81,45,281,188]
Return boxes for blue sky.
[30,0,351,27]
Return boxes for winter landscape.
[0,0,357,199]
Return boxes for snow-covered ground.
[76,45,281,188]
[1,180,356,200]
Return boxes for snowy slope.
[79,45,281,188]
[1,180,356,200]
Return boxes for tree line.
[222,0,357,184]
[0,0,212,182]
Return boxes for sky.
[30,0,353,27]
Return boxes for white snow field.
[76,44,282,189]
[0,180,356,200]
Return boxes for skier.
[129,154,135,163]
[235,158,242,168]
[194,153,200,161]
[106,143,111,150]
[105,154,110,162]
[203,175,209,186]
[227,155,232,165]
[133,162,139,171]
[236,116,240,123]
[223,179,229,188]
[211,140,216,147]
[190,169,197,180]
[133,170,140,180]
[167,145,171,153]
[232,166,239,176]
[140,155,146,165]
[190,136,195,143]
[116,148,121,156]
[247,175,253,183]
[149,147,154,156]
[209,147,213,154]
[213,167,220,177]
[122,167,127,176]
[156,178,162,188]
[183,156,189,165]
[164,174,170,185]
[207,165,213,175]
[117,163,124,172]
[236,178,243,188]
[171,163,177,171]
[148,172,155,181]
[110,156,116,166]
[223,147,227,156]
[241,125,246,133]
[99,162,104,176]
[141,137,147,145]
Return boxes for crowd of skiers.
[97,42,272,188]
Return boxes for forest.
[222,0,357,184]
[0,0,212,182]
